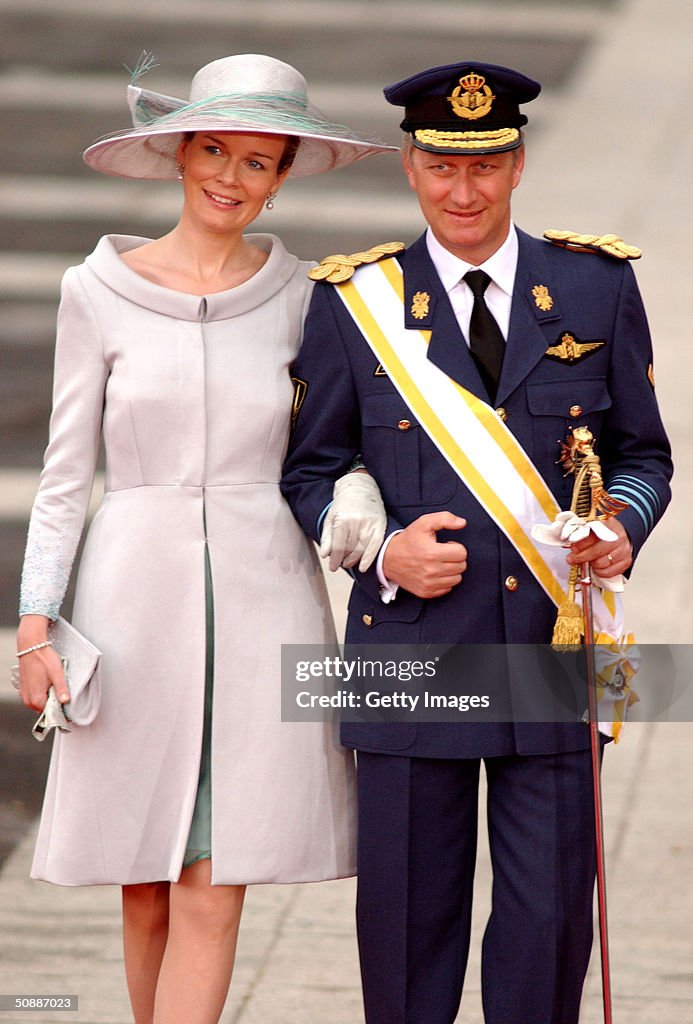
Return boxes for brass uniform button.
[397,419,412,431]
[362,613,373,627]
[495,407,507,422]
[504,575,519,592]
[569,405,582,418]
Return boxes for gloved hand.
[531,511,625,592]
[319,472,387,572]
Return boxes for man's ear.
[402,146,417,191]
[511,144,525,189]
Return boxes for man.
[281,61,672,1023]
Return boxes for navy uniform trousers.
[282,228,672,1023]
[356,749,598,1024]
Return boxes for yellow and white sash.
[335,257,637,737]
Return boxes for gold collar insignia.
[532,284,554,311]
[544,332,605,364]
[411,291,431,320]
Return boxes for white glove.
[531,511,624,592]
[532,510,618,546]
[320,472,387,572]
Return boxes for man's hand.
[383,512,467,598]
[566,517,633,578]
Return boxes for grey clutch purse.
[11,616,102,741]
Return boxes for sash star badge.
[531,284,554,311]
[544,332,605,364]
[411,291,430,320]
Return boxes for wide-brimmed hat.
[84,53,396,179]
[385,61,541,156]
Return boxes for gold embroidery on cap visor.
[413,127,520,151]
[448,73,495,120]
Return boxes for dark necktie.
[464,269,505,402]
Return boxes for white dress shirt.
[376,224,520,602]
[426,222,518,343]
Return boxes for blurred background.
[0,1,691,1020]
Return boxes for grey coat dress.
[20,233,356,886]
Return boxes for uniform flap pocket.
[362,391,419,429]
[526,378,611,417]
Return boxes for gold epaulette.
[308,241,406,283]
[543,229,642,260]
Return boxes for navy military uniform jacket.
[281,228,672,758]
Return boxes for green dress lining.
[183,543,214,867]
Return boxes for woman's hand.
[17,616,70,712]
[320,471,387,572]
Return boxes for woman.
[16,54,392,1024]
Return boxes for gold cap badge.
[448,73,495,120]
[411,291,430,320]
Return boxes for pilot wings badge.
[544,332,605,365]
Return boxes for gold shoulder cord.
[543,230,642,260]
[308,241,406,283]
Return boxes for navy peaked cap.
[384,61,541,155]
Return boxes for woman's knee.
[122,881,170,928]
[172,862,245,936]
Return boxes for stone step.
[0,0,613,34]
[0,179,401,255]
[0,75,563,179]
[0,0,604,88]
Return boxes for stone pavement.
[1,0,692,1020]
[1,720,691,1024]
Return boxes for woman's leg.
[152,859,246,1024]
[122,881,171,1023]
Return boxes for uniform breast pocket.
[360,392,456,507]
[526,378,612,502]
